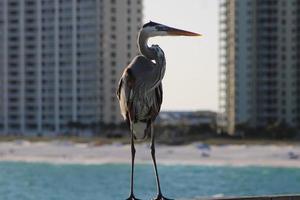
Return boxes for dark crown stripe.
[142,21,160,28]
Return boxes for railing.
[194,194,300,200]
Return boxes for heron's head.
[140,21,201,37]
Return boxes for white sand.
[0,141,299,167]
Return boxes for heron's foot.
[151,194,173,200]
[126,194,142,200]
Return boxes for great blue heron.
[117,21,201,200]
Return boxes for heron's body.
[116,21,200,200]
[117,53,164,140]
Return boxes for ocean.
[0,162,299,200]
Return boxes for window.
[111,61,116,66]
[111,16,116,22]
[111,34,116,40]
[111,52,116,58]
[111,43,116,48]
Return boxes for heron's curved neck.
[137,31,156,60]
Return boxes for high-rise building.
[0,0,142,136]
[219,0,300,134]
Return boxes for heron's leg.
[150,129,162,195]
[126,130,140,200]
[150,125,173,200]
[130,132,135,195]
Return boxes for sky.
[143,0,219,112]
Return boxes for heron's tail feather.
[131,121,151,141]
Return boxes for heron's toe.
[126,195,142,200]
[151,194,173,200]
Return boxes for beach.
[0,141,299,167]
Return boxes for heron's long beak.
[166,26,201,37]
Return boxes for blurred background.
[0,0,299,200]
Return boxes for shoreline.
[1,158,300,169]
[0,141,299,168]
